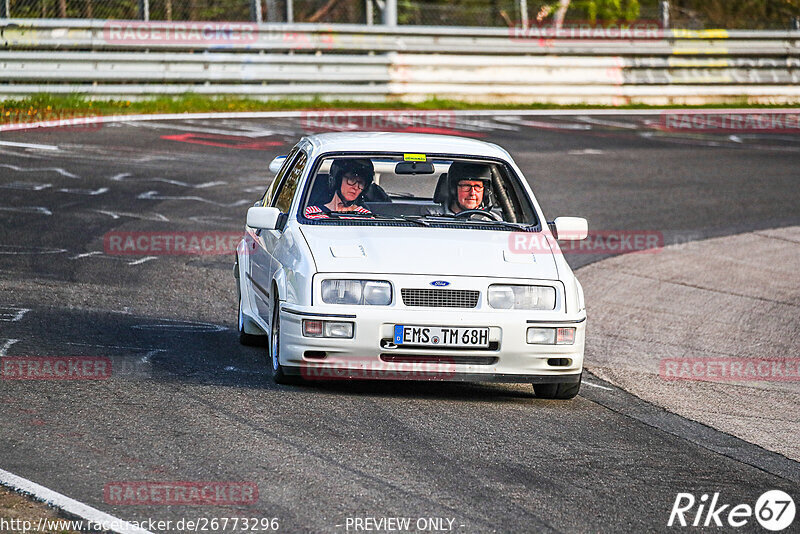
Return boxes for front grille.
[401,288,479,308]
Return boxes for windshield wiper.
[416,215,539,232]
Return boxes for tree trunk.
[554,0,570,28]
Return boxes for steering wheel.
[453,209,502,221]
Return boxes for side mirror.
[269,155,287,174]
[247,206,281,230]
[553,217,588,240]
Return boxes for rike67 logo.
[668,490,795,531]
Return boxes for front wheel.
[270,299,300,385]
[533,375,581,399]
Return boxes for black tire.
[270,299,301,385]
[533,375,581,399]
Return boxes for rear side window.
[274,151,308,213]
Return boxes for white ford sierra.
[235,132,588,399]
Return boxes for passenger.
[304,159,374,219]
[445,162,492,215]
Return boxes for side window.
[273,151,308,213]
[261,148,298,207]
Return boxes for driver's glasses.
[344,175,367,189]
[458,183,484,193]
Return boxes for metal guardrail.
[1,20,799,103]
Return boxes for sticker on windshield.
[403,153,427,162]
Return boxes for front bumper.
[278,304,585,383]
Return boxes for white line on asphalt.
[0,206,53,216]
[95,209,170,222]
[63,341,165,352]
[0,163,78,179]
[127,256,157,265]
[58,187,109,195]
[582,380,613,391]
[0,307,31,322]
[0,140,59,150]
[70,251,103,259]
[137,190,250,207]
[0,339,20,357]
[0,468,154,534]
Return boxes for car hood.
[299,225,560,280]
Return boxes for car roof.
[302,132,512,160]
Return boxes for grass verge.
[1,94,797,125]
[0,486,82,534]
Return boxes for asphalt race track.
[1,112,799,533]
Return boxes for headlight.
[321,280,392,305]
[488,285,556,310]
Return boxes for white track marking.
[128,120,277,137]
[96,210,170,222]
[0,206,52,215]
[110,172,226,189]
[0,245,66,255]
[0,339,20,357]
[127,256,157,266]
[70,251,103,259]
[58,186,109,195]
[64,341,165,352]
[0,182,52,191]
[582,380,613,391]
[137,190,250,207]
[0,140,59,150]
[0,468,154,534]
[568,149,605,155]
[576,115,643,129]
[0,307,31,322]
[188,215,233,224]
[0,163,78,179]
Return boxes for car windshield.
[299,154,539,229]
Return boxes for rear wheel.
[533,375,581,399]
[270,299,300,385]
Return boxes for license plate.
[393,325,489,348]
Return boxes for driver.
[305,159,373,219]
[445,162,492,215]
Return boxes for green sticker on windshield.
[404,153,427,162]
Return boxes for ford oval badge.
[430,280,450,287]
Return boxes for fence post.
[382,0,396,26]
[1,0,8,18]
[660,0,670,30]
[138,0,149,21]
[286,0,293,23]
[251,0,262,22]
